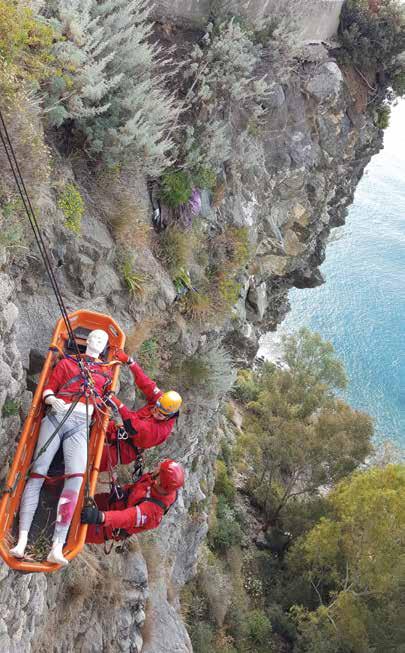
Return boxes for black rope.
[0,109,82,359]
[84,394,93,506]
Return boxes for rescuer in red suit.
[100,349,182,470]
[81,460,185,542]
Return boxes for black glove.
[81,506,104,525]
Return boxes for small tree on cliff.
[290,465,405,653]
[180,18,270,174]
[236,329,373,529]
[339,0,405,96]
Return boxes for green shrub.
[214,460,236,503]
[45,0,178,174]
[209,496,244,552]
[172,343,235,398]
[235,330,372,526]
[121,255,145,295]
[174,354,212,390]
[267,604,297,643]
[392,69,405,97]
[192,167,217,190]
[375,104,391,129]
[0,5,53,198]
[208,226,250,316]
[211,226,250,271]
[0,200,24,249]
[245,609,273,647]
[339,0,405,73]
[233,368,261,403]
[217,275,241,310]
[189,622,215,653]
[58,184,85,234]
[182,19,269,171]
[181,290,213,322]
[220,441,234,470]
[138,338,159,378]
[0,0,54,83]
[160,170,192,208]
[2,399,20,417]
[158,225,193,275]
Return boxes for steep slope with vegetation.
[183,331,404,653]
[0,1,404,651]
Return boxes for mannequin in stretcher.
[10,329,111,566]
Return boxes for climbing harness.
[104,491,179,546]
[133,494,177,516]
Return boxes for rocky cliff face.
[0,16,382,653]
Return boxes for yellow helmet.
[156,391,182,416]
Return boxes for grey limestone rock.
[246,281,268,322]
[307,61,344,103]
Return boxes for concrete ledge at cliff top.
[152,0,344,42]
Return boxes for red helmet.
[159,460,185,491]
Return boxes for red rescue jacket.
[44,356,112,406]
[85,473,177,543]
[99,362,177,470]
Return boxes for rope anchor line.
[0,109,105,505]
[0,109,82,360]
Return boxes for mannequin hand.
[81,507,105,525]
[114,349,129,364]
[44,395,67,412]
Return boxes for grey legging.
[19,411,88,543]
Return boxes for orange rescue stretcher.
[0,309,125,573]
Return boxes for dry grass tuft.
[91,167,152,251]
[140,598,154,647]
[181,290,213,322]
[212,181,226,208]
[24,532,53,562]
[154,224,194,276]
[200,556,232,627]
[110,197,152,250]
[97,557,125,608]
[125,316,162,356]
[0,62,51,202]
[120,535,141,554]
[62,548,102,603]
[167,575,178,605]
[62,547,124,609]
[140,539,164,586]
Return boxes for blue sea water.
[264,101,405,447]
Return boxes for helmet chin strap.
[152,406,170,420]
